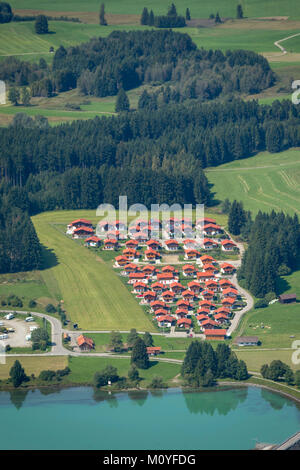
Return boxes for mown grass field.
[31,210,155,331]
[206,148,300,215]
[235,349,299,372]
[9,0,300,18]
[65,356,181,386]
[0,356,68,380]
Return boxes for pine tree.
[215,12,222,24]
[186,8,191,21]
[8,87,20,106]
[148,10,154,26]
[167,3,177,17]
[21,87,31,106]
[131,338,149,369]
[143,331,154,347]
[9,360,27,387]
[109,331,123,352]
[236,4,243,19]
[127,328,139,348]
[35,15,48,34]
[115,88,130,112]
[140,7,149,25]
[99,3,107,25]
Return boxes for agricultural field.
[0,356,68,380]
[31,211,155,331]
[206,149,300,215]
[9,0,300,19]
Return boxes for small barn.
[279,294,296,304]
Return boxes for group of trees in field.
[0,2,12,23]
[238,211,300,298]
[1,30,275,101]
[141,4,186,28]
[261,360,298,386]
[181,341,248,387]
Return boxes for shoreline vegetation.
[0,376,299,404]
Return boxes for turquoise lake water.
[0,386,299,450]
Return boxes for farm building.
[204,329,227,340]
[77,335,95,351]
[234,336,259,346]
[279,294,297,304]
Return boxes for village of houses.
[66,216,247,343]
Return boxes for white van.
[5,313,14,320]
[0,334,8,340]
[26,316,34,322]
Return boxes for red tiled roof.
[77,335,94,348]
[73,226,94,233]
[204,329,227,337]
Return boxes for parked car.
[26,316,34,322]
[0,334,8,340]
[5,313,14,320]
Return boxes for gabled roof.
[70,219,93,226]
[73,226,94,233]
[204,329,227,337]
[77,335,94,347]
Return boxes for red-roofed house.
[221,239,237,251]
[184,249,201,260]
[146,240,161,250]
[114,255,128,267]
[103,239,118,250]
[188,281,202,294]
[128,272,147,284]
[182,265,197,277]
[170,282,185,295]
[125,239,139,249]
[157,272,177,285]
[67,219,93,234]
[177,318,192,329]
[182,290,195,301]
[164,239,179,251]
[204,329,227,340]
[143,291,157,302]
[77,335,95,351]
[203,224,222,236]
[161,290,175,303]
[84,236,101,247]
[156,315,176,328]
[72,226,94,239]
[147,346,162,356]
[133,282,148,294]
[220,263,236,274]
[202,238,218,250]
[201,319,219,330]
[144,249,160,261]
[151,282,164,294]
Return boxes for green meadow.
[31,210,155,331]
[9,0,300,19]
[206,148,300,215]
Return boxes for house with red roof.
[201,290,215,301]
[177,318,192,329]
[205,280,219,291]
[146,239,161,250]
[84,236,101,247]
[157,272,177,285]
[128,272,147,284]
[170,282,185,295]
[77,335,95,351]
[162,265,177,274]
[202,238,218,250]
[144,248,160,261]
[223,287,239,298]
[124,263,139,275]
[222,297,238,309]
[133,282,148,294]
[183,239,198,250]
[114,255,128,267]
[214,312,230,323]
[151,282,165,294]
[67,219,93,234]
[196,217,217,228]
[201,319,219,330]
[219,279,235,289]
[125,239,139,249]
[220,263,235,274]
[103,239,118,250]
[175,307,189,319]
[164,239,179,251]
[143,291,157,303]
[203,224,222,236]
[184,249,201,260]
[147,346,162,356]
[188,281,202,294]
[182,289,195,301]
[182,264,197,277]
[123,248,138,260]
[196,314,210,326]
[199,300,216,310]
[197,271,215,282]
[221,239,237,251]
[156,315,176,328]
[161,290,175,303]
[150,300,167,311]
[72,226,94,239]
[204,329,227,340]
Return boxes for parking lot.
[0,317,39,348]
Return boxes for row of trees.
[140,4,187,28]
[261,360,298,386]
